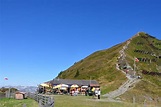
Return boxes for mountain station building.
[49,79,100,87]
[39,79,100,95]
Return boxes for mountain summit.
[57,32,161,102]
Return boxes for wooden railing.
[28,93,54,107]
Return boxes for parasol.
[71,84,79,88]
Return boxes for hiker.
[71,89,74,96]
[94,88,98,97]
[75,88,79,96]
[85,88,89,96]
[91,87,95,97]
[97,88,101,99]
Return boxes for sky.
[0,0,161,87]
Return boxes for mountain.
[56,32,161,102]
[3,86,38,93]
[16,86,37,93]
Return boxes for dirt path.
[103,39,140,99]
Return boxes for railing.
[0,92,5,99]
[28,93,54,107]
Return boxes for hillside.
[57,32,161,102]
[57,42,128,94]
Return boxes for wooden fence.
[0,92,5,99]
[28,93,54,107]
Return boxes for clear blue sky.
[0,0,161,86]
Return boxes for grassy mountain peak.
[57,32,161,102]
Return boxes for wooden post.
[39,99,43,107]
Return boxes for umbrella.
[71,84,79,88]
[53,84,61,89]
[53,84,68,89]
[81,86,88,88]
[61,84,69,87]
[60,84,68,90]
[40,83,49,87]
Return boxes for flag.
[135,57,139,62]
[4,77,8,80]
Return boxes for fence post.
[28,93,54,107]
[39,99,43,107]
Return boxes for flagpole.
[134,57,139,76]
[4,77,10,98]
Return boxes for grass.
[52,95,157,107]
[0,98,38,107]
[56,32,161,101]
[54,95,124,107]
[57,43,127,94]
[0,95,159,107]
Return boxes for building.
[48,79,100,87]
[15,92,27,100]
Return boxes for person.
[95,89,98,97]
[67,87,70,94]
[97,88,101,99]
[75,88,79,96]
[85,89,88,96]
[71,89,74,96]
[91,87,96,98]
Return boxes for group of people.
[38,85,101,99]
[85,87,101,99]
[70,88,79,96]
[69,87,101,99]
[92,87,101,99]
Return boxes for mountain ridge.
[56,32,161,102]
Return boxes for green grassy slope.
[57,32,161,99]
[125,32,161,87]
[57,43,127,94]
[122,32,161,102]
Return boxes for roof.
[49,79,99,86]
[15,92,26,94]
[89,84,100,87]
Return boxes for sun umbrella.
[61,84,68,87]
[60,84,68,90]
[40,83,49,87]
[53,84,68,89]
[81,86,88,88]
[53,84,61,89]
[71,84,79,88]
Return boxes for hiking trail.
[103,37,140,99]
